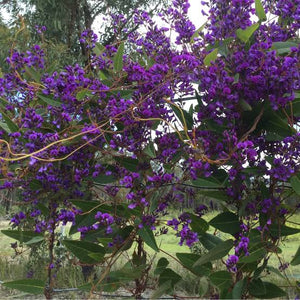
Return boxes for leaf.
[1,112,19,133]
[255,0,267,21]
[249,278,266,296]
[159,268,182,287]
[192,177,222,188]
[209,212,240,235]
[138,226,159,252]
[171,103,193,130]
[198,190,228,201]
[92,174,116,185]
[151,280,172,299]
[190,22,207,43]
[209,271,232,293]
[199,233,223,250]
[2,279,44,295]
[144,142,156,158]
[24,66,41,82]
[154,257,169,275]
[204,48,218,66]
[93,42,105,56]
[115,156,139,172]
[249,280,286,299]
[239,247,266,263]
[70,200,100,212]
[272,41,298,55]
[189,214,209,234]
[114,42,124,72]
[176,253,211,276]
[38,94,61,107]
[1,230,43,244]
[232,278,247,299]
[236,23,260,43]
[291,246,300,266]
[193,239,233,266]
[62,240,105,264]
[290,175,300,195]
[269,224,300,237]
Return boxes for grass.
[0,212,299,298]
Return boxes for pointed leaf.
[154,257,169,275]
[236,23,260,43]
[38,94,61,107]
[209,271,232,292]
[204,48,218,66]
[2,279,44,294]
[291,245,300,266]
[159,268,182,287]
[62,240,105,264]
[269,224,300,237]
[255,0,267,21]
[1,230,43,244]
[290,175,300,195]
[193,239,233,266]
[114,42,124,72]
[199,233,223,250]
[209,212,240,235]
[189,214,209,234]
[138,226,159,252]
[1,112,19,133]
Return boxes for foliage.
[0,0,168,63]
[0,0,300,299]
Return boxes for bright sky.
[188,0,206,28]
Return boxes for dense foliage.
[0,0,299,298]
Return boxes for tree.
[0,0,168,62]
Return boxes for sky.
[188,0,206,28]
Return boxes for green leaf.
[176,253,211,276]
[199,233,223,250]
[232,279,247,299]
[151,280,172,299]
[272,41,298,55]
[70,200,100,212]
[144,142,156,158]
[290,175,300,195]
[249,280,286,299]
[291,246,300,266]
[24,66,41,82]
[138,226,159,252]
[204,48,218,66]
[269,224,300,237]
[236,23,260,43]
[239,246,266,263]
[38,94,61,107]
[2,279,44,295]
[192,177,222,188]
[171,103,193,130]
[114,42,124,72]
[190,22,207,43]
[115,156,139,172]
[159,268,182,287]
[1,112,19,133]
[198,190,228,201]
[209,212,240,235]
[209,271,232,293]
[255,0,267,21]
[193,239,233,266]
[189,214,209,234]
[93,42,105,56]
[92,174,116,185]
[62,240,105,264]
[240,99,252,111]
[154,257,169,275]
[1,230,43,244]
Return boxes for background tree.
[0,0,168,64]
